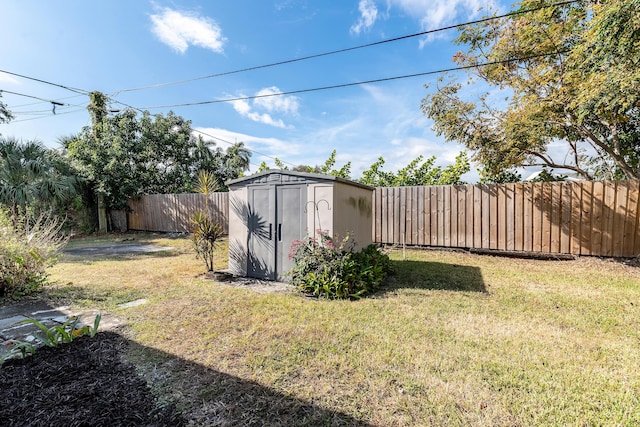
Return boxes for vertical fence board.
[506,184,515,251]
[470,185,479,248]
[457,186,467,247]
[417,187,425,246]
[601,181,617,257]
[480,185,490,249]
[430,187,438,246]
[497,185,506,251]
[443,186,451,247]
[514,184,524,251]
[623,181,639,256]
[399,187,407,246]
[561,183,572,254]
[613,182,628,257]
[550,183,562,253]
[450,186,458,247]
[410,187,419,245]
[591,182,604,255]
[523,183,533,252]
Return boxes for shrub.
[190,211,223,272]
[288,232,392,299]
[0,209,67,298]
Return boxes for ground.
[0,331,184,427]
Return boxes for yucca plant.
[191,171,223,272]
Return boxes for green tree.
[66,96,198,210]
[359,151,470,187]
[0,137,79,213]
[0,92,13,126]
[192,137,251,190]
[258,150,351,179]
[421,0,640,181]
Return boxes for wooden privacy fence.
[374,180,640,257]
[127,180,640,257]
[128,193,229,234]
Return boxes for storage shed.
[227,170,373,281]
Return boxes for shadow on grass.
[127,340,374,426]
[60,244,180,263]
[0,296,372,426]
[384,259,486,293]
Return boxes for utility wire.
[0,89,72,106]
[111,0,579,95]
[136,50,568,110]
[0,70,89,95]
[193,128,298,168]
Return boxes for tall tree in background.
[191,136,251,189]
[66,106,197,210]
[0,137,79,213]
[421,0,640,180]
[0,92,13,127]
[359,151,470,187]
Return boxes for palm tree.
[0,137,79,213]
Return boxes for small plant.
[288,232,392,299]
[0,340,36,364]
[191,171,223,272]
[0,208,68,299]
[0,313,101,364]
[191,212,223,272]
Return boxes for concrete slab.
[63,244,173,257]
[0,315,28,331]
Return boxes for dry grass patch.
[45,235,640,426]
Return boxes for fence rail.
[373,180,640,257]
[127,193,229,234]
[127,180,640,257]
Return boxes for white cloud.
[150,8,226,54]
[254,87,300,115]
[0,74,20,85]
[229,87,299,128]
[194,127,302,161]
[351,0,379,34]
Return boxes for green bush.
[288,232,392,299]
[0,209,67,298]
[190,211,223,272]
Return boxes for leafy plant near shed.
[288,232,392,299]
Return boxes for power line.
[136,50,568,110]
[0,89,74,106]
[193,129,299,168]
[0,70,89,95]
[8,94,86,109]
[10,108,86,123]
[111,0,579,95]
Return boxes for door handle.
[269,223,272,240]
[278,224,282,241]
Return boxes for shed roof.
[227,170,374,190]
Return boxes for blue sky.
[1,0,513,182]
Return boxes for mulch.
[0,331,184,427]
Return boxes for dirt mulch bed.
[0,331,184,427]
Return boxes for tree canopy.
[359,151,470,187]
[0,137,79,212]
[65,91,250,210]
[421,0,640,180]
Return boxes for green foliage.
[0,92,13,126]
[359,151,470,187]
[0,209,67,299]
[478,167,522,184]
[0,314,101,364]
[529,167,567,183]
[0,137,79,213]
[192,137,250,191]
[421,0,640,180]
[288,233,392,299]
[190,211,223,272]
[191,171,223,272]
[258,150,352,179]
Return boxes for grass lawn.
[45,233,640,426]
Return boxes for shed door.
[248,186,276,280]
[276,185,307,279]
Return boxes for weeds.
[0,313,101,364]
